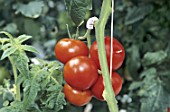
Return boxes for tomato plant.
[64,83,92,106]
[54,38,89,64]
[64,56,98,90]
[91,72,122,101]
[90,36,125,70]
[0,32,66,112]
[0,0,169,111]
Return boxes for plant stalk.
[66,24,72,39]
[85,29,91,49]
[0,31,21,101]
[94,0,119,112]
[9,56,21,101]
[75,27,79,40]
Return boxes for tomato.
[64,56,98,90]
[54,38,89,64]
[168,108,170,112]
[64,83,92,106]
[91,72,122,101]
[0,67,11,84]
[90,36,125,70]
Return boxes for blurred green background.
[0,0,170,112]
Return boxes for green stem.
[49,71,59,85]
[75,27,79,40]
[85,29,91,49]
[0,31,15,44]
[9,56,21,101]
[51,76,59,84]
[0,31,21,101]
[95,0,118,112]
[66,24,72,39]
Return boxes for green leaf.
[2,91,14,101]
[21,45,39,54]
[129,81,143,90]
[0,38,10,45]
[0,101,25,112]
[64,0,91,26]
[28,60,65,111]
[16,74,26,86]
[13,1,44,18]
[27,59,65,109]
[17,34,32,43]
[125,4,154,25]
[35,69,49,89]
[23,79,40,108]
[44,84,66,111]
[12,51,30,76]
[0,31,14,40]
[86,0,92,10]
[140,85,170,112]
[136,67,170,112]
[166,42,170,59]
[1,43,12,50]
[126,45,141,79]
[140,67,157,78]
[142,50,167,66]
[161,72,170,93]
[157,65,170,93]
[48,61,62,71]
[51,70,63,85]
[3,23,19,34]
[3,100,9,107]
[1,46,17,60]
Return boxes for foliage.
[65,0,92,26]
[0,32,66,112]
[114,0,170,111]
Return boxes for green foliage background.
[0,0,170,112]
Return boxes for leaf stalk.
[9,56,21,101]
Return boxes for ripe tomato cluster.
[54,36,125,106]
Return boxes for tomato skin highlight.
[91,72,123,101]
[64,56,98,90]
[90,36,125,70]
[54,38,89,64]
[64,83,92,106]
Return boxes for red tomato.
[64,83,92,106]
[54,38,88,64]
[91,72,122,101]
[168,108,170,112]
[90,36,125,70]
[64,56,98,90]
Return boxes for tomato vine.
[94,0,119,112]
